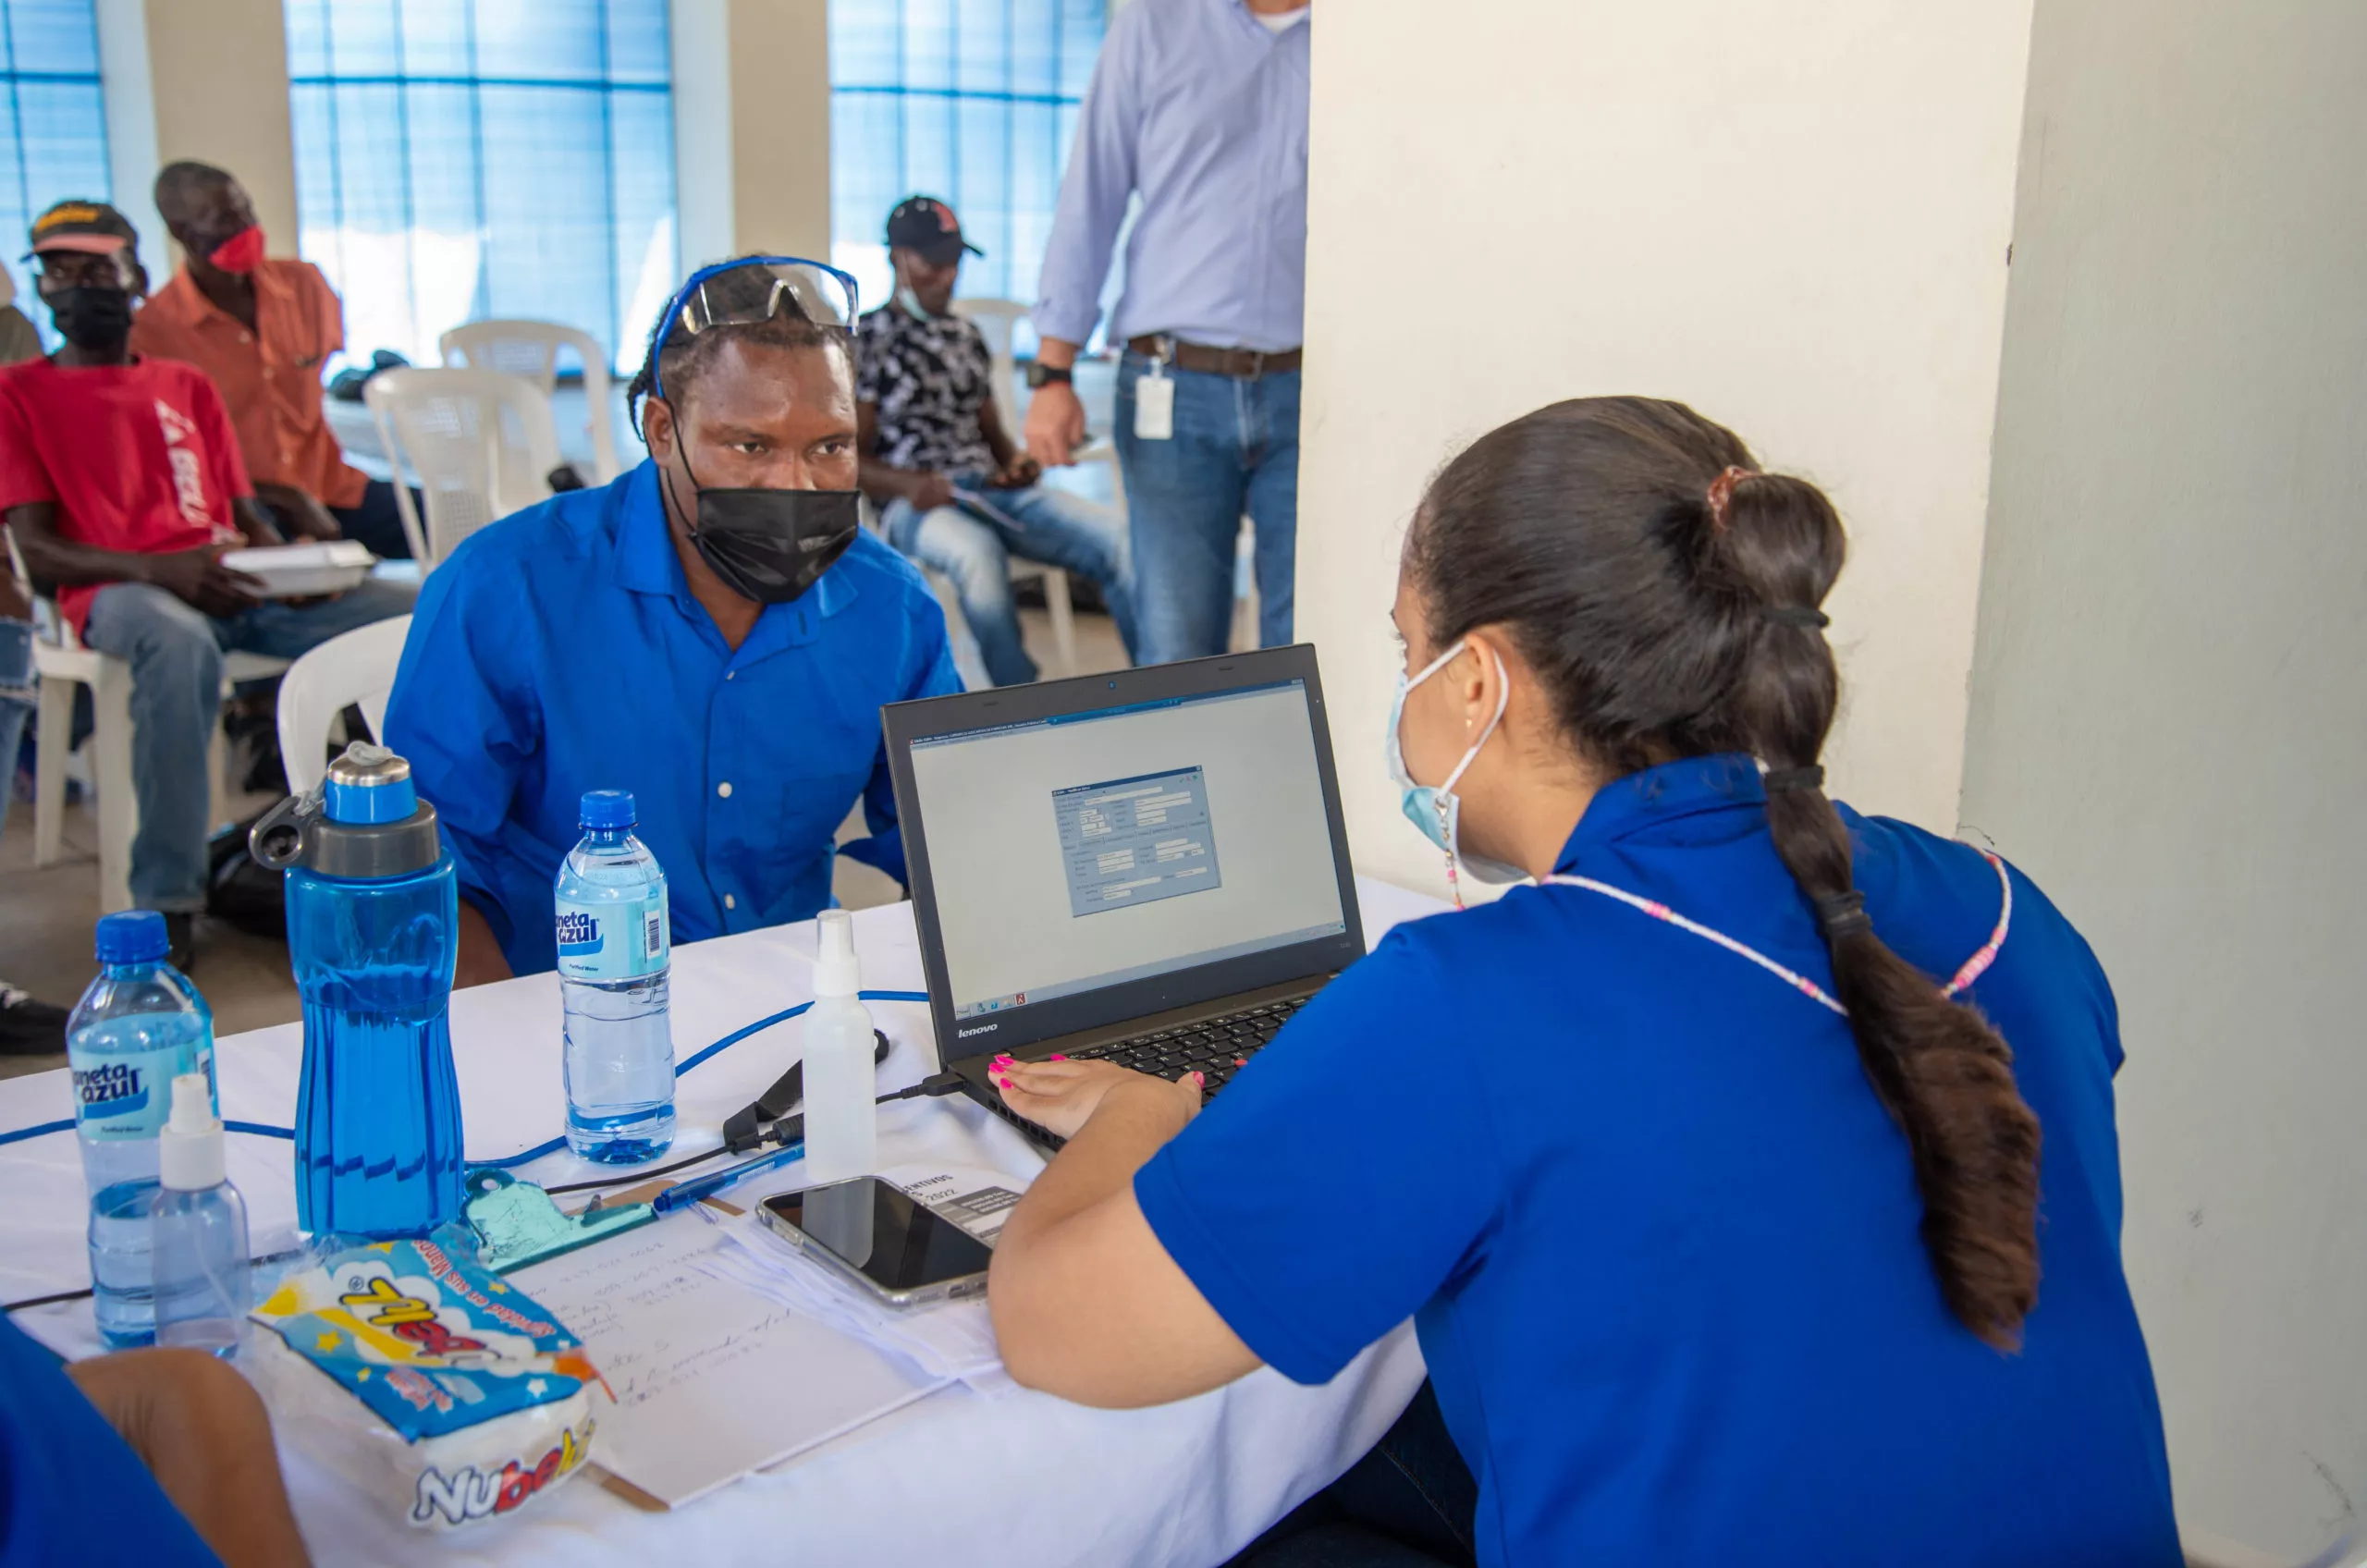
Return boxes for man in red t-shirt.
[2,201,413,963]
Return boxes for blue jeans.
[883,478,1137,687]
[1115,353,1300,666]
[80,577,418,910]
[0,694,26,840]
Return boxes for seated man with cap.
[129,160,416,560]
[0,200,414,967]
[856,196,1134,687]
[385,256,959,986]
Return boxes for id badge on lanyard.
[1134,351,1175,441]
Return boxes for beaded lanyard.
[1539,850,2015,1015]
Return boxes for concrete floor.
[0,606,1125,1080]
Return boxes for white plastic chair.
[951,299,1082,676]
[276,616,411,796]
[439,319,621,484]
[362,368,561,571]
[8,528,288,912]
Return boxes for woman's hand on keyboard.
[991,1056,1204,1142]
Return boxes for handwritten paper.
[510,1212,947,1507]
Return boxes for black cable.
[4,1246,312,1316]
[551,1071,975,1201]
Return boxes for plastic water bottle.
[67,911,217,1349]
[801,911,877,1182]
[557,790,675,1163]
[251,742,464,1241]
[152,1073,250,1358]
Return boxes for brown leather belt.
[1127,335,1303,379]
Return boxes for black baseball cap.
[884,196,983,265]
[26,198,139,262]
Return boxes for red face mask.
[207,225,265,274]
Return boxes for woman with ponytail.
[987,398,2178,1566]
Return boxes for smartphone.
[758,1177,993,1308]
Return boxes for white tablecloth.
[0,879,1439,1567]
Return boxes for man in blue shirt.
[386,259,959,983]
[1024,0,1310,667]
[1,1318,311,1565]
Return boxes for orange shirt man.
[129,160,415,559]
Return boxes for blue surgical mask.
[1387,639,1526,895]
[895,284,936,321]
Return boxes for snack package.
[248,1235,605,1529]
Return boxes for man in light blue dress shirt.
[1024,0,1311,667]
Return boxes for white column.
[672,0,832,264]
[129,0,300,266]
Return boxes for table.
[0,878,1440,1567]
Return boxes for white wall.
[1297,2,2034,895]
[1964,0,2367,1554]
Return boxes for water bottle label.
[68,1044,196,1141]
[555,888,669,982]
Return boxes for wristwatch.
[1025,361,1074,389]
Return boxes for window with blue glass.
[285,0,678,373]
[830,0,1104,325]
[1,0,111,348]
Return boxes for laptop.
[881,645,1366,1148]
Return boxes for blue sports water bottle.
[251,741,463,1240]
[66,911,218,1348]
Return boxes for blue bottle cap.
[94,910,168,964]
[580,790,636,831]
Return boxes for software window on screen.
[909,682,1346,1019]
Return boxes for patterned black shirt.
[854,304,997,474]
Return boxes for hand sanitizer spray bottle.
[800,911,877,1183]
[151,1073,251,1358]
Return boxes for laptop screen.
[904,677,1350,1026]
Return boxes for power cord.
[551,1069,975,1202]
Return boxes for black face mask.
[49,287,134,351]
[664,465,861,606]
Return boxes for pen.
[651,1137,807,1215]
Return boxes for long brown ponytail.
[1404,397,2042,1350]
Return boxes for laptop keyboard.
[1067,995,1312,1099]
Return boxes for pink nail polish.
[1049,1054,1068,1061]
[996,1077,1012,1090]
[1189,1071,1205,1085]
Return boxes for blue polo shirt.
[385,460,959,974]
[0,1317,220,1565]
[1136,754,2178,1567]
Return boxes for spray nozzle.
[814,909,860,997]
[166,1073,217,1136]
[159,1073,227,1191]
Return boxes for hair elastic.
[1703,465,1756,531]
[1762,765,1825,793]
[1764,605,1831,630]
[1813,890,1872,941]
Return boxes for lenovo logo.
[956,1023,1000,1038]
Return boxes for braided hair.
[1403,397,2042,1351]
